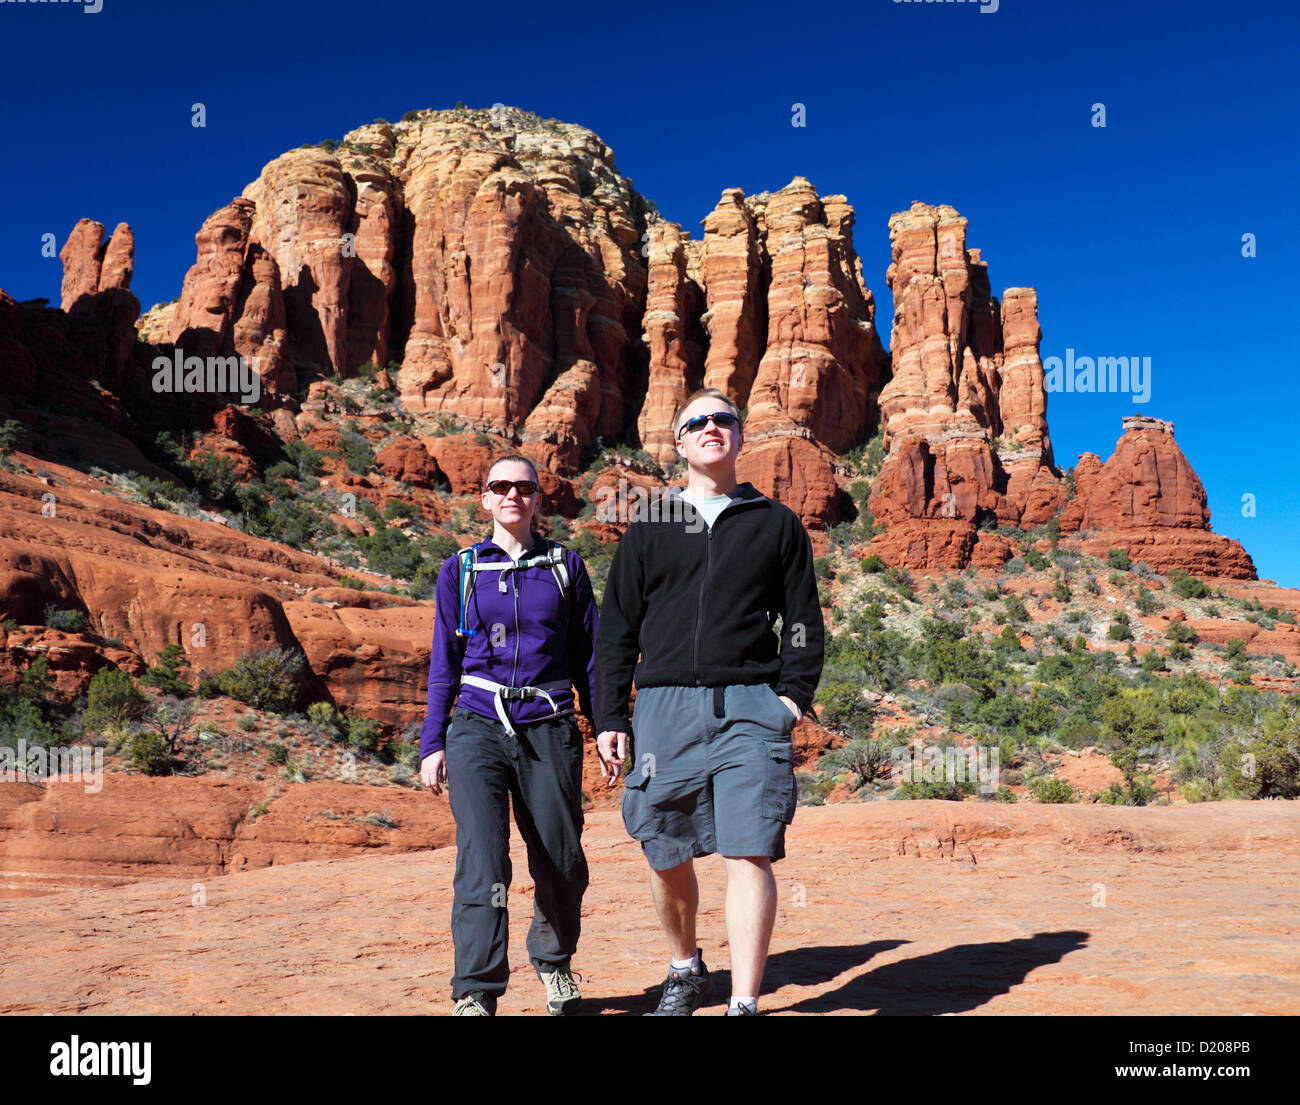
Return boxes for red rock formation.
[637,221,705,466]
[245,150,354,378]
[231,244,291,395]
[1060,417,1256,578]
[868,203,1066,564]
[398,114,647,454]
[375,438,446,490]
[57,220,140,388]
[59,219,109,310]
[744,179,889,453]
[700,188,764,403]
[172,199,256,357]
[736,435,840,547]
[0,458,436,727]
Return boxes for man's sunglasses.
[486,479,539,496]
[679,411,741,436]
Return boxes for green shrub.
[1164,621,1198,645]
[1135,584,1159,615]
[0,418,25,458]
[128,730,174,776]
[142,644,192,696]
[1106,548,1132,571]
[1052,577,1071,603]
[284,440,325,478]
[267,743,289,765]
[1029,776,1076,803]
[85,668,147,728]
[1094,778,1156,806]
[1023,547,1049,571]
[1003,595,1031,624]
[383,498,418,522]
[347,717,382,753]
[192,452,239,503]
[1166,569,1209,599]
[818,737,892,789]
[1141,649,1167,673]
[339,430,376,475]
[896,779,973,801]
[1224,637,1248,661]
[217,648,305,713]
[264,461,298,481]
[43,604,88,633]
[308,700,346,740]
[860,553,886,573]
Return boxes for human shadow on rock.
[778,930,1090,1015]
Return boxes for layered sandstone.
[1061,416,1255,578]
[0,458,436,727]
[867,203,1066,567]
[743,182,889,453]
[636,221,704,465]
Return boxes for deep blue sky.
[2,0,1296,585]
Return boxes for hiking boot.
[538,965,583,1015]
[452,991,495,1016]
[725,1002,761,1016]
[646,951,710,1016]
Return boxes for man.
[595,388,825,1016]
[420,455,599,1016]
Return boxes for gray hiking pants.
[444,705,589,1000]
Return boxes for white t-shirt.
[679,490,733,529]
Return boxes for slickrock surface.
[1,802,1296,1015]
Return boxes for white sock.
[670,952,698,973]
[729,996,758,1014]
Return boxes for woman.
[420,454,598,1016]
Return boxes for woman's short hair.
[671,388,743,440]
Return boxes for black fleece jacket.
[594,483,825,735]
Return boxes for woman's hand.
[421,750,448,795]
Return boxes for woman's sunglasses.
[679,410,741,435]
[486,479,539,496]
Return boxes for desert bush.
[1166,569,1209,599]
[1028,776,1076,803]
[85,668,147,728]
[217,648,305,713]
[142,644,191,696]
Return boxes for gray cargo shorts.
[621,683,798,870]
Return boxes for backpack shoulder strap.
[545,540,572,622]
[455,543,480,638]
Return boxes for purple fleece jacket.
[419,535,599,759]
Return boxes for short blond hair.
[671,388,743,440]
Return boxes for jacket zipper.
[692,521,713,685]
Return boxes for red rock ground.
[2,801,1296,1016]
